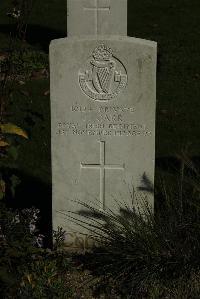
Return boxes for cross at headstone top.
[84,0,110,35]
[67,0,127,36]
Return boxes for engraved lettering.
[56,121,151,137]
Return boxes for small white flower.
[35,234,44,248]
[29,223,36,234]
[7,8,21,19]
[12,214,20,224]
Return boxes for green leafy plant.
[0,122,28,199]
[0,204,42,298]
[18,259,73,299]
[0,205,81,299]
[9,49,48,80]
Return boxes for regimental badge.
[79,44,128,101]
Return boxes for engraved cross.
[84,0,110,35]
[81,141,125,210]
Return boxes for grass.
[129,0,200,157]
[71,157,200,298]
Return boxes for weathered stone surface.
[67,0,127,36]
[50,37,157,248]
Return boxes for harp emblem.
[79,44,128,101]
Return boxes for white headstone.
[50,0,157,249]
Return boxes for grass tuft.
[73,157,200,298]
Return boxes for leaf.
[0,123,28,139]
[0,140,9,147]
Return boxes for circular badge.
[78,44,128,101]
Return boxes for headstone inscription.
[50,0,157,249]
